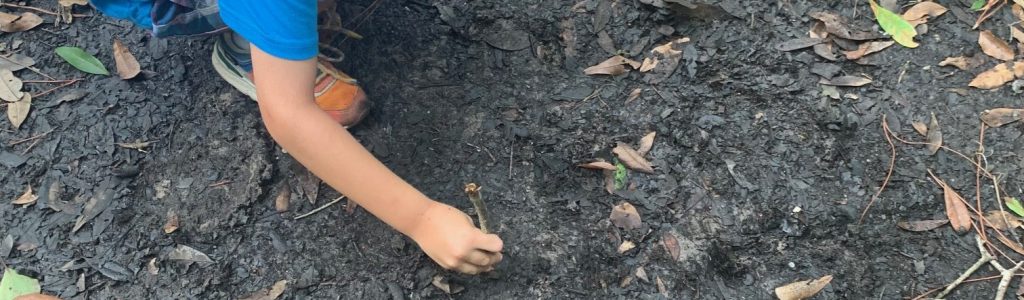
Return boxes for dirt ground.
[5,0,1024,298]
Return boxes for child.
[87,0,503,274]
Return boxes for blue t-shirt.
[89,0,318,60]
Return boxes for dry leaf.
[938,55,984,71]
[603,169,616,194]
[970,62,1017,89]
[809,12,880,40]
[168,244,214,264]
[635,267,649,283]
[240,280,288,300]
[997,234,1024,255]
[584,55,632,76]
[808,22,838,61]
[643,38,688,84]
[980,30,1015,61]
[775,275,834,300]
[274,188,290,213]
[984,210,1023,230]
[12,185,37,205]
[0,68,24,102]
[578,161,617,170]
[842,40,895,60]
[431,275,463,294]
[617,240,636,254]
[896,219,949,231]
[115,141,153,150]
[981,108,1024,127]
[7,93,31,130]
[597,30,616,54]
[626,88,642,103]
[163,211,179,234]
[661,231,680,260]
[819,76,872,87]
[0,12,43,32]
[911,120,928,136]
[1013,26,1024,45]
[926,113,942,155]
[609,202,642,230]
[775,38,825,51]
[656,276,668,297]
[639,57,658,72]
[112,39,141,80]
[146,258,159,275]
[902,1,947,26]
[637,132,656,156]
[1015,4,1024,22]
[930,172,972,233]
[612,142,654,173]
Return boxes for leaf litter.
[902,1,948,26]
[584,55,639,76]
[911,120,928,136]
[0,12,43,33]
[981,108,1024,127]
[925,112,942,155]
[842,40,895,60]
[897,219,949,232]
[775,38,825,52]
[979,30,1015,61]
[612,142,654,173]
[168,244,214,265]
[112,39,141,80]
[938,54,985,71]
[240,280,288,300]
[7,93,30,130]
[0,69,24,102]
[609,202,642,230]
[0,54,35,72]
[163,210,179,234]
[868,0,918,47]
[984,210,1023,230]
[636,131,656,156]
[578,160,617,170]
[11,185,36,205]
[819,75,872,87]
[928,171,972,233]
[774,275,833,300]
[969,62,1024,89]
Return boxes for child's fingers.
[454,262,485,275]
[474,233,504,253]
[463,250,498,267]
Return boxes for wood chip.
[240,280,288,300]
[979,30,1015,61]
[274,188,290,213]
[617,240,636,254]
[661,231,680,260]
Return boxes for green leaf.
[55,46,109,75]
[1007,197,1024,217]
[868,0,919,48]
[614,161,627,190]
[0,268,41,300]
[970,0,986,11]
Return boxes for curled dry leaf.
[984,210,1023,230]
[0,12,43,32]
[981,108,1024,127]
[929,172,972,233]
[431,275,464,294]
[808,12,879,40]
[626,87,642,103]
[612,142,654,173]
[146,258,159,275]
[162,211,179,234]
[897,219,949,232]
[911,120,928,136]
[1015,3,1024,22]
[637,132,656,156]
[925,113,942,155]
[112,39,141,80]
[7,93,31,130]
[12,185,37,205]
[902,1,948,26]
[168,244,214,264]
[240,280,288,300]
[775,275,834,300]
[617,240,636,254]
[775,38,825,52]
[274,188,290,213]
[979,30,1015,61]
[938,55,984,71]
[578,161,617,171]
[584,55,635,76]
[642,38,689,84]
[1013,26,1024,45]
[842,40,895,60]
[609,202,642,230]
[969,62,1020,89]
[818,75,872,87]
[808,22,838,61]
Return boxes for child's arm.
[250,46,503,274]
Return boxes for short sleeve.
[219,0,318,60]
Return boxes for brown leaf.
[617,240,636,254]
[984,210,1023,230]
[813,43,839,61]
[1013,26,1024,45]
[808,21,828,39]
[639,57,658,72]
[930,172,972,233]
[896,219,948,231]
[911,120,928,136]
[0,12,43,32]
[112,39,141,80]
[431,275,463,294]
[7,93,30,130]
[902,1,948,26]
[1015,4,1024,23]
[979,30,1015,61]
[240,280,288,300]
[584,55,631,76]
[660,231,680,260]
[842,40,895,60]
[609,202,642,230]
[0,68,24,102]
[274,188,290,213]
[643,38,688,84]
[997,234,1024,256]
[11,185,37,205]
[637,132,656,156]
[345,198,359,214]
[578,161,617,170]
[163,211,179,234]
[603,169,616,194]
[775,38,825,52]
[775,275,834,300]
[625,88,642,103]
[938,55,984,71]
[809,12,880,40]
[981,108,1024,127]
[612,142,654,173]
[926,113,942,155]
[970,62,1016,89]
[818,75,872,87]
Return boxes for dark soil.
[4,0,1024,298]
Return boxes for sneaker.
[211,31,369,128]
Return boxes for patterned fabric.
[151,0,228,38]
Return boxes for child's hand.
[410,202,504,274]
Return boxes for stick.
[31,79,81,98]
[859,116,896,224]
[464,183,491,234]
[293,196,346,220]
[935,235,994,299]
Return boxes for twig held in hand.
[464,183,491,234]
